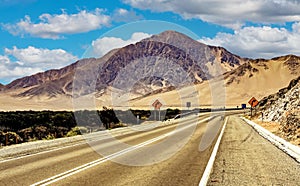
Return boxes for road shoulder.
[208,116,300,185]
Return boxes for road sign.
[248,97,259,107]
[241,104,247,109]
[186,102,191,108]
[152,99,163,110]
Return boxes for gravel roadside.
[208,116,300,185]
[0,134,84,160]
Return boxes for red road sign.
[248,97,259,107]
[152,99,163,110]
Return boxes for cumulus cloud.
[91,32,152,57]
[123,0,300,29]
[199,22,300,59]
[4,8,110,39]
[0,46,78,83]
[0,61,42,83]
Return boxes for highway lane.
[0,113,226,185]
[54,117,225,186]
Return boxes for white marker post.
[158,108,160,121]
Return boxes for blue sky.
[0,0,300,84]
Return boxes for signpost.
[152,99,163,121]
[186,102,191,110]
[248,97,259,118]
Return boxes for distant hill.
[0,30,299,110]
[130,54,300,108]
[221,54,300,103]
[2,31,245,98]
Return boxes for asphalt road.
[3,112,295,186]
[0,113,225,186]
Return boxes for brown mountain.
[1,30,245,99]
[0,30,298,110]
[221,54,300,105]
[130,54,300,108]
[144,30,243,76]
[4,62,79,97]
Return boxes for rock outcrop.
[258,76,300,144]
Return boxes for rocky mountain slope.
[0,30,299,110]
[130,54,300,108]
[0,30,245,99]
[144,31,243,76]
[257,76,300,144]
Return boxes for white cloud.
[0,55,10,64]
[199,22,300,59]
[5,46,78,68]
[0,46,78,83]
[0,54,42,83]
[112,8,143,22]
[123,0,300,29]
[4,8,110,39]
[91,32,152,57]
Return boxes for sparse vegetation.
[0,108,208,146]
[0,109,120,146]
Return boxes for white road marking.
[0,141,86,164]
[0,113,207,164]
[199,116,228,186]
[31,116,213,186]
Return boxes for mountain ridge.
[1,30,246,98]
[0,30,299,110]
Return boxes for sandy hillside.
[0,54,299,111]
[129,57,300,109]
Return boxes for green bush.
[0,131,22,146]
[111,123,127,129]
[66,127,82,137]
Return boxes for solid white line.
[1,111,215,163]
[0,115,193,163]
[0,141,87,164]
[199,116,228,186]
[31,116,212,186]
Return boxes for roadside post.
[186,102,191,110]
[158,109,160,121]
[5,133,8,146]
